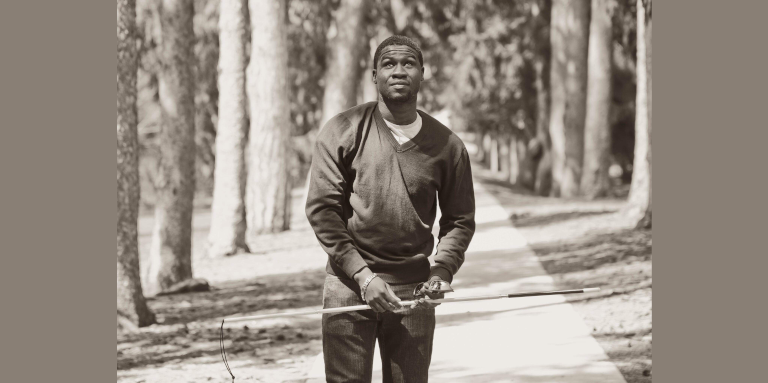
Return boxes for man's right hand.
[354,269,402,313]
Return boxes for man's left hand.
[413,277,447,310]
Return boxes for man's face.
[373,45,424,104]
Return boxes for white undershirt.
[382,114,423,145]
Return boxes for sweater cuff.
[339,249,370,280]
[429,265,453,283]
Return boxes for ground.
[118,176,651,382]
[478,172,652,383]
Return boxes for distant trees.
[118,0,155,329]
[320,0,370,127]
[581,0,614,199]
[628,0,651,228]
[123,0,652,287]
[208,0,250,257]
[548,0,590,198]
[246,0,292,234]
[145,0,197,295]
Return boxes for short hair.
[373,35,423,68]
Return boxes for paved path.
[305,180,626,382]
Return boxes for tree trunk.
[145,0,197,296]
[246,0,292,234]
[548,0,590,197]
[517,137,537,189]
[509,135,519,184]
[390,0,412,33]
[118,0,155,329]
[208,0,250,257]
[194,8,220,198]
[490,134,500,174]
[320,0,370,127]
[480,132,491,167]
[628,0,651,228]
[533,50,552,196]
[581,0,613,199]
[499,134,510,180]
[360,27,391,104]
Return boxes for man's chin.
[382,92,416,104]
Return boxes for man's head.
[372,35,425,104]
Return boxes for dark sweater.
[305,102,475,284]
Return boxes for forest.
[118,0,651,380]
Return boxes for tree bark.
[490,134,500,174]
[320,0,370,127]
[628,0,651,228]
[532,0,552,196]
[145,0,197,296]
[499,134,510,180]
[246,0,292,234]
[508,135,519,184]
[548,0,590,197]
[118,0,156,329]
[516,137,537,189]
[208,0,250,257]
[533,49,552,196]
[581,0,613,199]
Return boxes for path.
[305,179,627,382]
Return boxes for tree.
[320,0,370,127]
[208,0,250,257]
[548,0,590,197]
[246,0,292,234]
[581,0,614,198]
[145,0,197,295]
[118,0,155,329]
[627,0,651,228]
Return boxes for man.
[306,35,475,383]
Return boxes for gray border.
[657,1,766,382]
[3,1,766,382]
[0,1,114,382]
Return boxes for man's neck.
[378,98,418,125]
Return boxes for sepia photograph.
[117,0,652,382]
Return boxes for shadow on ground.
[117,268,327,371]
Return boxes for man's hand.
[354,268,402,313]
[413,277,448,310]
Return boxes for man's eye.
[405,62,413,67]
[384,63,394,68]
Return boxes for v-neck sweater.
[305,101,475,284]
[383,113,422,144]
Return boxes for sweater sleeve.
[432,148,476,282]
[305,116,369,279]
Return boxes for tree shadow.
[454,248,545,290]
[143,269,328,326]
[117,268,329,370]
[531,228,652,275]
[510,210,616,228]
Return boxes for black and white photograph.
[117,0,652,382]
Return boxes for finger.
[372,301,386,313]
[384,285,402,308]
[425,291,444,300]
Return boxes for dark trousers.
[322,275,436,383]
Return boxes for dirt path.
[118,171,651,382]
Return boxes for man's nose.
[392,64,407,77]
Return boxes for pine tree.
[145,0,197,295]
[117,0,155,328]
[208,0,250,257]
[548,0,590,197]
[246,0,292,234]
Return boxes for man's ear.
[372,69,377,84]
